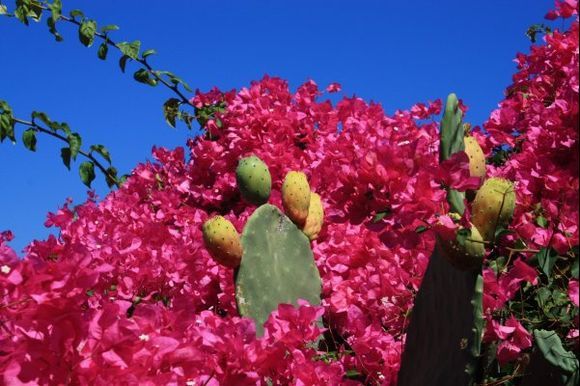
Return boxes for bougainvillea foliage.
[1,1,578,384]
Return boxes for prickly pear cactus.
[440,93,466,215]
[464,135,486,180]
[302,192,324,241]
[202,216,243,268]
[437,225,486,271]
[471,177,516,242]
[236,155,272,205]
[282,171,311,226]
[235,204,322,336]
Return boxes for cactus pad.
[282,171,311,226]
[236,155,272,205]
[202,216,243,268]
[440,93,466,215]
[471,177,516,242]
[302,192,324,240]
[235,204,321,336]
[464,136,486,179]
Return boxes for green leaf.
[79,19,97,47]
[163,98,180,128]
[67,132,82,160]
[156,71,192,92]
[372,211,388,223]
[133,68,157,86]
[46,16,63,42]
[60,147,71,170]
[494,227,515,240]
[100,24,119,33]
[534,329,579,374]
[79,161,96,188]
[22,129,37,151]
[415,225,428,234]
[89,144,111,164]
[536,215,548,228]
[13,5,29,25]
[0,4,8,15]
[571,258,579,279]
[97,42,108,60]
[141,49,156,59]
[345,369,361,379]
[536,248,558,277]
[48,0,62,20]
[119,55,131,73]
[69,9,84,19]
[0,114,15,143]
[117,40,141,59]
[105,166,118,188]
[31,111,51,127]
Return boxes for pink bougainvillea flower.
[326,82,342,93]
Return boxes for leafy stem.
[13,116,121,188]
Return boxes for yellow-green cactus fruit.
[437,225,486,271]
[282,171,311,226]
[202,216,243,268]
[302,192,324,240]
[471,178,516,242]
[464,135,486,179]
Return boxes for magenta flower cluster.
[1,1,578,384]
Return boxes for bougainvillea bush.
[1,1,578,384]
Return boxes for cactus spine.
[302,192,324,240]
[202,216,243,268]
[282,171,311,226]
[236,155,272,205]
[471,177,516,242]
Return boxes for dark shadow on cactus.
[398,248,478,386]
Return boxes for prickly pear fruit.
[202,216,242,268]
[471,178,516,242]
[302,192,324,240]
[464,135,486,179]
[236,156,272,205]
[282,171,311,226]
[437,225,486,271]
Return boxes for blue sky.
[0,0,558,253]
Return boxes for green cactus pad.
[236,156,272,205]
[440,93,466,215]
[235,204,322,336]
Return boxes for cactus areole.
[236,155,272,205]
[235,204,322,336]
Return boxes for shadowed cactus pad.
[302,192,324,240]
[471,177,516,242]
[236,155,272,205]
[202,216,243,268]
[235,204,321,336]
[282,171,311,226]
[464,135,486,179]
